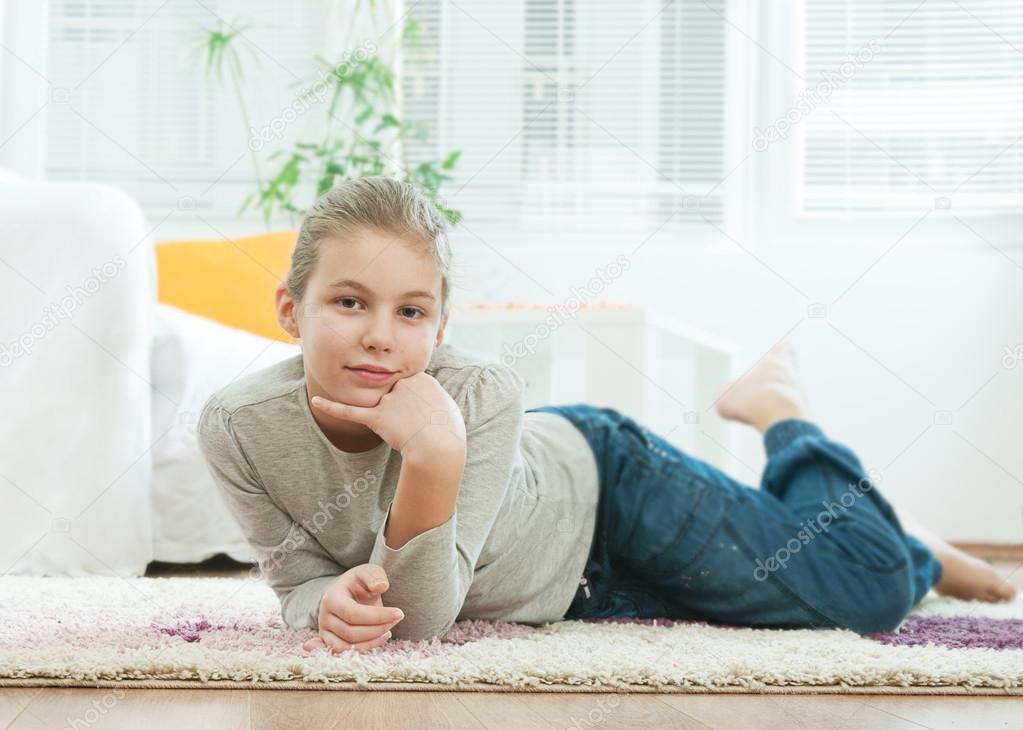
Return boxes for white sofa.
[1,173,160,576]
[149,303,299,565]
[0,173,298,576]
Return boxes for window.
[43,0,329,219]
[39,1,736,235]
[401,0,734,231]
[798,0,1023,216]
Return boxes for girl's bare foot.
[897,510,1017,603]
[715,342,811,434]
[932,547,1018,602]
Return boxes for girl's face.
[276,227,447,439]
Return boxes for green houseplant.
[200,12,462,227]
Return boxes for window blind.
[800,0,1023,215]
[44,0,328,217]
[401,0,731,231]
[41,0,732,230]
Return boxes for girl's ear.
[275,282,301,339]
[435,314,448,348]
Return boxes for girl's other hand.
[301,563,405,654]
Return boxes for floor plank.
[861,696,1023,730]
[344,691,484,729]
[660,695,895,730]
[7,688,248,730]
[0,690,40,729]
[454,692,556,729]
[250,689,365,730]
[515,692,706,729]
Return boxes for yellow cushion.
[155,231,299,342]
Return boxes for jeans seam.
[617,419,657,466]
[609,580,669,617]
[629,475,716,576]
[723,520,843,630]
[808,442,909,575]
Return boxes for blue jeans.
[526,404,942,635]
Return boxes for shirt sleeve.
[367,363,525,641]
[196,396,343,631]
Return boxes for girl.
[197,177,1015,655]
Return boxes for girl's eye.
[336,298,424,320]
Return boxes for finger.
[303,636,327,652]
[317,627,349,654]
[310,395,375,424]
[326,630,394,655]
[353,563,390,594]
[332,596,404,626]
[322,611,402,644]
[350,630,393,653]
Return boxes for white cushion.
[150,303,300,563]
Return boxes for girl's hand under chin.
[311,371,466,461]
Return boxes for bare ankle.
[752,402,807,434]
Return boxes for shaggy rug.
[1,576,1021,694]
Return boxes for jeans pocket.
[615,417,660,465]
[609,581,671,619]
[628,475,734,579]
[824,522,914,576]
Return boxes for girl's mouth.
[346,367,396,383]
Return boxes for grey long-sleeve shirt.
[196,342,599,641]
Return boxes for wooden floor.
[2,558,1020,730]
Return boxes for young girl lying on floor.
[197,177,1015,654]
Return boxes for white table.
[446,304,741,472]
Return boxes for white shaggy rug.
[1,576,1021,694]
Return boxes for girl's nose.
[362,317,394,351]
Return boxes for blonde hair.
[287,177,455,320]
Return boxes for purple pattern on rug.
[0,599,535,662]
[136,616,535,658]
[872,616,1023,650]
[581,617,701,629]
[152,620,262,643]
[149,614,1023,654]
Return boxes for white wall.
[443,223,1023,544]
